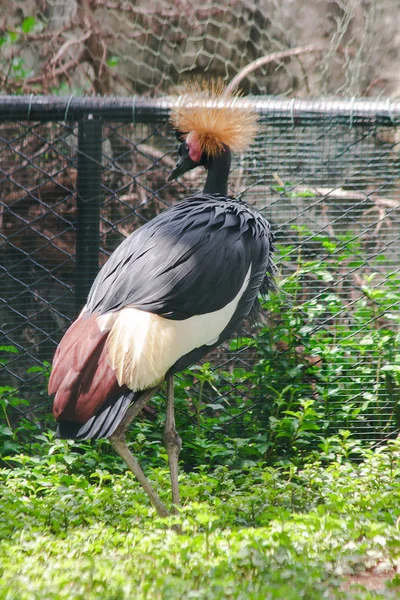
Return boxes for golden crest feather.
[170,80,258,157]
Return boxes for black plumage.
[87,195,274,322]
[56,196,274,442]
[57,391,134,441]
[49,83,276,516]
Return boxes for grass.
[1,439,400,599]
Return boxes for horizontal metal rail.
[0,95,400,125]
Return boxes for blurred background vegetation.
[1,0,399,98]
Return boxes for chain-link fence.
[2,1,400,98]
[1,95,400,450]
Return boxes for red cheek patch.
[186,132,203,163]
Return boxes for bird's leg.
[109,387,169,519]
[111,386,160,437]
[164,376,182,510]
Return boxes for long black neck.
[203,146,231,196]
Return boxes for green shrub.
[1,227,399,470]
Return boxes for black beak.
[167,155,198,182]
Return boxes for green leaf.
[0,346,19,354]
[26,366,47,373]
[21,17,36,34]
[107,56,120,67]
[8,31,19,43]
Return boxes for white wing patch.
[102,265,252,391]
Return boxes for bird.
[48,81,275,517]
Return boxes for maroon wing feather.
[49,313,122,423]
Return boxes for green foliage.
[21,17,36,34]
[0,346,51,457]
[1,442,400,599]
[106,56,120,67]
[1,226,399,470]
[272,181,318,198]
[155,228,399,470]
[1,224,399,597]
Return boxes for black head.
[167,131,207,182]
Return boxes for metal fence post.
[76,116,102,313]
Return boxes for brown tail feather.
[50,312,122,423]
[49,314,106,394]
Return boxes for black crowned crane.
[49,82,275,517]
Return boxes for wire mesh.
[0,96,399,449]
[2,1,400,98]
